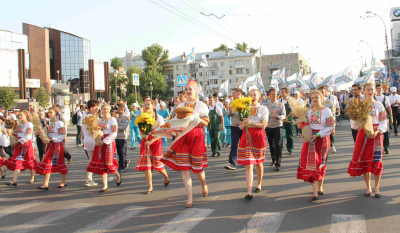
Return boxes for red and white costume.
[348,101,387,177]
[297,108,335,183]
[136,113,165,171]
[0,123,9,167]
[161,101,210,173]
[237,103,269,165]
[86,117,119,175]
[34,121,67,175]
[4,122,36,171]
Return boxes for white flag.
[334,66,353,88]
[354,72,375,85]
[218,81,229,97]
[200,55,208,67]
[186,47,196,64]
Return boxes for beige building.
[163,50,256,97]
[257,53,311,90]
[112,50,145,70]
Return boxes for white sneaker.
[107,176,114,182]
[85,180,98,187]
[331,146,337,153]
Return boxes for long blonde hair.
[145,99,158,128]
[250,89,261,103]
[311,91,324,107]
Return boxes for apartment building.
[113,50,145,70]
[257,53,311,90]
[163,50,256,97]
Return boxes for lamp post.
[109,86,111,104]
[172,79,176,97]
[150,82,153,100]
[290,46,299,53]
[57,70,60,83]
[357,50,367,67]
[26,68,29,102]
[114,72,117,103]
[362,11,391,85]
[360,40,374,60]
[120,83,123,100]
[9,70,11,86]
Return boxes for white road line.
[330,214,367,233]
[240,212,286,233]
[74,206,147,233]
[212,196,219,201]
[154,208,214,233]
[4,203,95,233]
[0,201,46,219]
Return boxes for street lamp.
[290,46,299,53]
[9,70,11,86]
[57,70,60,83]
[114,72,117,103]
[26,68,30,102]
[150,82,153,100]
[357,50,367,67]
[360,40,374,60]
[362,11,391,85]
[172,79,176,97]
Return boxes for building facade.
[257,53,311,90]
[163,50,256,97]
[113,50,146,70]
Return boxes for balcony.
[209,76,219,80]
[269,64,280,70]
[166,79,174,82]
[189,67,198,72]
[235,64,245,69]
[209,67,218,71]
[210,84,219,88]
[384,48,400,59]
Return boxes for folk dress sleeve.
[103,117,118,144]
[52,121,66,143]
[18,123,33,143]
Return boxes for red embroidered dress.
[86,117,119,175]
[161,101,210,173]
[34,121,67,175]
[237,104,269,165]
[297,108,335,183]
[348,101,387,176]
[4,122,36,171]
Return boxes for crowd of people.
[0,79,395,207]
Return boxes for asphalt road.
[0,124,399,233]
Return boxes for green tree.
[110,56,123,69]
[213,44,232,52]
[127,93,143,110]
[235,42,248,52]
[141,44,169,73]
[139,68,168,99]
[35,87,50,108]
[249,47,259,55]
[110,73,129,101]
[126,66,144,95]
[0,86,19,110]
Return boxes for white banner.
[0,50,19,87]
[94,62,105,91]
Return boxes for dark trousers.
[384,122,390,151]
[76,125,82,145]
[228,126,243,167]
[330,134,335,146]
[0,146,13,158]
[295,125,302,135]
[282,122,293,153]
[115,139,127,170]
[351,129,358,142]
[392,107,400,134]
[36,137,45,162]
[265,127,283,166]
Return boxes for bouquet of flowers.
[82,114,104,145]
[29,113,50,143]
[134,112,156,135]
[230,96,253,121]
[345,98,374,137]
[289,97,312,143]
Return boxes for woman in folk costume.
[86,104,122,192]
[4,110,36,186]
[161,80,209,208]
[0,116,10,179]
[238,89,269,200]
[34,107,67,190]
[297,91,334,201]
[348,83,387,198]
[136,99,170,194]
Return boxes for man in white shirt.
[7,110,17,122]
[213,93,224,110]
[208,96,224,157]
[319,85,337,152]
[389,87,400,136]
[76,104,84,147]
[82,100,100,187]
[154,99,160,111]
[376,84,393,154]
[0,106,4,116]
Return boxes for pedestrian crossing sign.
[132,74,139,86]
[177,75,187,86]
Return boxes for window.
[229,79,232,84]
[246,59,250,64]
[237,69,244,74]
[286,61,289,65]
[212,62,217,67]
[211,80,218,84]
[221,70,225,75]
[246,69,250,74]
[236,78,238,82]
[221,62,224,67]
[199,81,203,86]
[269,62,272,66]
[229,70,233,75]
[229,61,232,67]
[206,72,209,76]
[212,71,218,76]
[199,72,203,77]
[176,65,180,70]
[183,65,187,70]
[235,60,243,65]
[177,74,180,77]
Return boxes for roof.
[168,50,254,63]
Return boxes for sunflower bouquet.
[230,96,253,121]
[30,113,50,143]
[82,114,104,145]
[289,97,312,143]
[134,112,156,135]
[345,98,374,137]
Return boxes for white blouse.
[99,117,118,144]
[369,101,388,133]
[247,103,269,127]
[16,122,34,143]
[178,101,210,120]
[0,124,10,147]
[47,121,66,143]
[306,108,335,138]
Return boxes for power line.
[148,0,237,45]
[371,0,392,40]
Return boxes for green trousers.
[209,129,221,154]
[384,122,390,151]
[330,134,335,146]
[282,122,293,153]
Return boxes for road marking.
[212,196,219,201]
[240,212,286,233]
[154,208,214,233]
[0,201,46,219]
[4,203,95,233]
[330,214,367,233]
[75,206,147,233]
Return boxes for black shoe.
[244,194,253,200]
[364,192,371,197]
[216,153,221,157]
[116,175,122,186]
[254,188,262,193]
[164,181,169,187]
[289,151,293,155]
[374,188,381,198]
[99,188,108,192]
[1,170,5,179]
[211,153,216,157]
[318,191,325,195]
[222,143,226,147]
[146,189,153,194]
[37,186,49,190]
[58,184,67,188]
[6,182,17,186]
[118,168,124,173]
[131,147,135,150]
[270,162,275,166]
[395,133,398,136]
[385,149,390,154]
[124,160,130,169]
[226,143,231,147]
[275,165,281,171]
[312,196,318,201]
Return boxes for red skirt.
[348,124,383,176]
[297,130,330,183]
[86,135,118,175]
[161,127,207,173]
[0,157,4,167]
[136,135,164,171]
[4,140,36,171]
[237,128,267,165]
[34,142,67,175]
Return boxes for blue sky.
[0,0,396,78]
